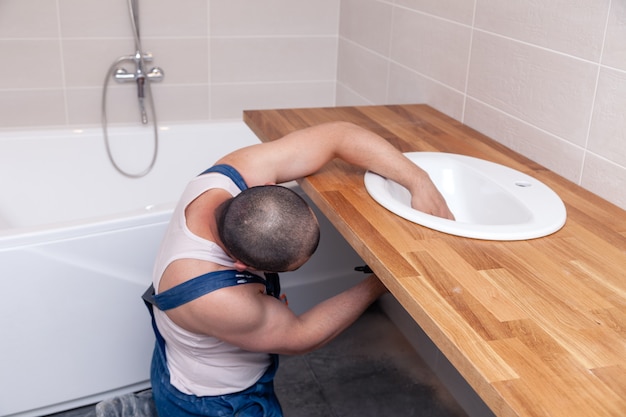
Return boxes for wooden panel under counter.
[243,104,626,417]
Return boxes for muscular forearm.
[283,274,388,355]
[332,122,428,185]
[330,122,454,219]
[223,121,422,190]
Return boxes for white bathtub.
[0,122,364,417]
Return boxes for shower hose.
[101,0,159,178]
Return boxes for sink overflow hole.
[515,181,533,187]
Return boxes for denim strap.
[198,163,248,191]
[142,270,268,355]
[146,270,266,311]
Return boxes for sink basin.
[364,152,566,240]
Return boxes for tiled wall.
[0,0,339,126]
[0,0,624,210]
[337,0,626,210]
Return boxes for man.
[144,121,454,416]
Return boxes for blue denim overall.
[142,165,284,417]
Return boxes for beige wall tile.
[64,39,135,88]
[390,7,471,91]
[65,87,101,125]
[582,153,626,209]
[603,1,626,71]
[141,0,208,37]
[141,38,209,85]
[99,84,211,125]
[0,40,64,89]
[464,99,585,183]
[588,68,626,167]
[70,84,211,126]
[337,39,389,104]
[64,37,207,93]
[211,82,335,120]
[474,0,609,61]
[387,63,465,120]
[394,0,475,24]
[340,0,393,55]
[62,0,207,39]
[336,84,372,106]
[210,0,339,36]
[103,83,160,125]
[69,85,137,126]
[467,31,597,146]
[151,85,211,122]
[139,0,209,39]
[0,90,67,127]
[0,0,59,38]
[0,0,340,129]
[58,0,131,38]
[211,37,337,83]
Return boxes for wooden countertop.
[243,105,626,417]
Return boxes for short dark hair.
[216,185,320,272]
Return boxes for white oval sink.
[364,152,566,240]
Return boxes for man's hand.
[410,174,455,220]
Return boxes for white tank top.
[152,171,271,396]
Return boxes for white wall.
[337,0,626,210]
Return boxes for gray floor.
[47,304,467,417]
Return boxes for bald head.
[216,185,320,272]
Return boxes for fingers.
[436,201,455,220]
[412,194,455,220]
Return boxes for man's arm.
[217,121,453,219]
[170,274,388,355]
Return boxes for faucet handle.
[113,67,135,82]
[147,67,164,82]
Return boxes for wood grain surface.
[243,104,626,417]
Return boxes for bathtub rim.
[0,202,175,250]
[0,181,303,250]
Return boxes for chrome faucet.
[113,51,164,124]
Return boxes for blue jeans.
[150,343,283,417]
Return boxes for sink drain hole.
[515,181,533,187]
